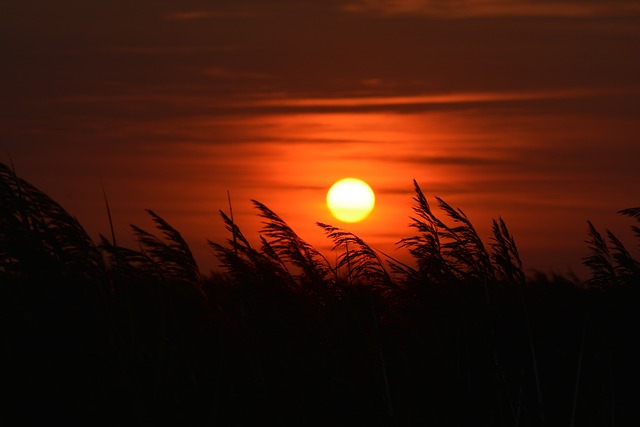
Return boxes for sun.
[326,178,375,223]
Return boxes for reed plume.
[398,179,498,285]
[583,209,640,287]
[397,180,452,285]
[490,217,525,285]
[317,222,393,290]
[209,209,286,285]
[252,200,335,289]
[0,162,104,281]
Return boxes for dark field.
[1,162,638,426]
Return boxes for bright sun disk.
[326,178,375,223]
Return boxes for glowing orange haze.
[36,102,632,279]
[3,1,640,279]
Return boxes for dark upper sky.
[2,0,640,275]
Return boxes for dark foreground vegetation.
[1,162,639,426]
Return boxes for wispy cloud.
[387,154,509,167]
[163,10,251,21]
[343,0,640,18]
[102,46,237,55]
[49,86,638,123]
[203,66,271,80]
[237,87,626,109]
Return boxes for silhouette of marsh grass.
[1,161,639,425]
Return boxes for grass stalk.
[570,313,588,427]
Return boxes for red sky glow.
[2,0,639,277]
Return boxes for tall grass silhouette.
[584,208,640,287]
[1,161,638,425]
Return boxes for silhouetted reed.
[2,161,639,426]
[0,162,104,282]
[396,179,526,290]
[317,222,394,292]
[583,208,640,287]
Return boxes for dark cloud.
[390,155,509,167]
[342,0,640,18]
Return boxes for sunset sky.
[2,0,639,277]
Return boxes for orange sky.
[2,0,640,277]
